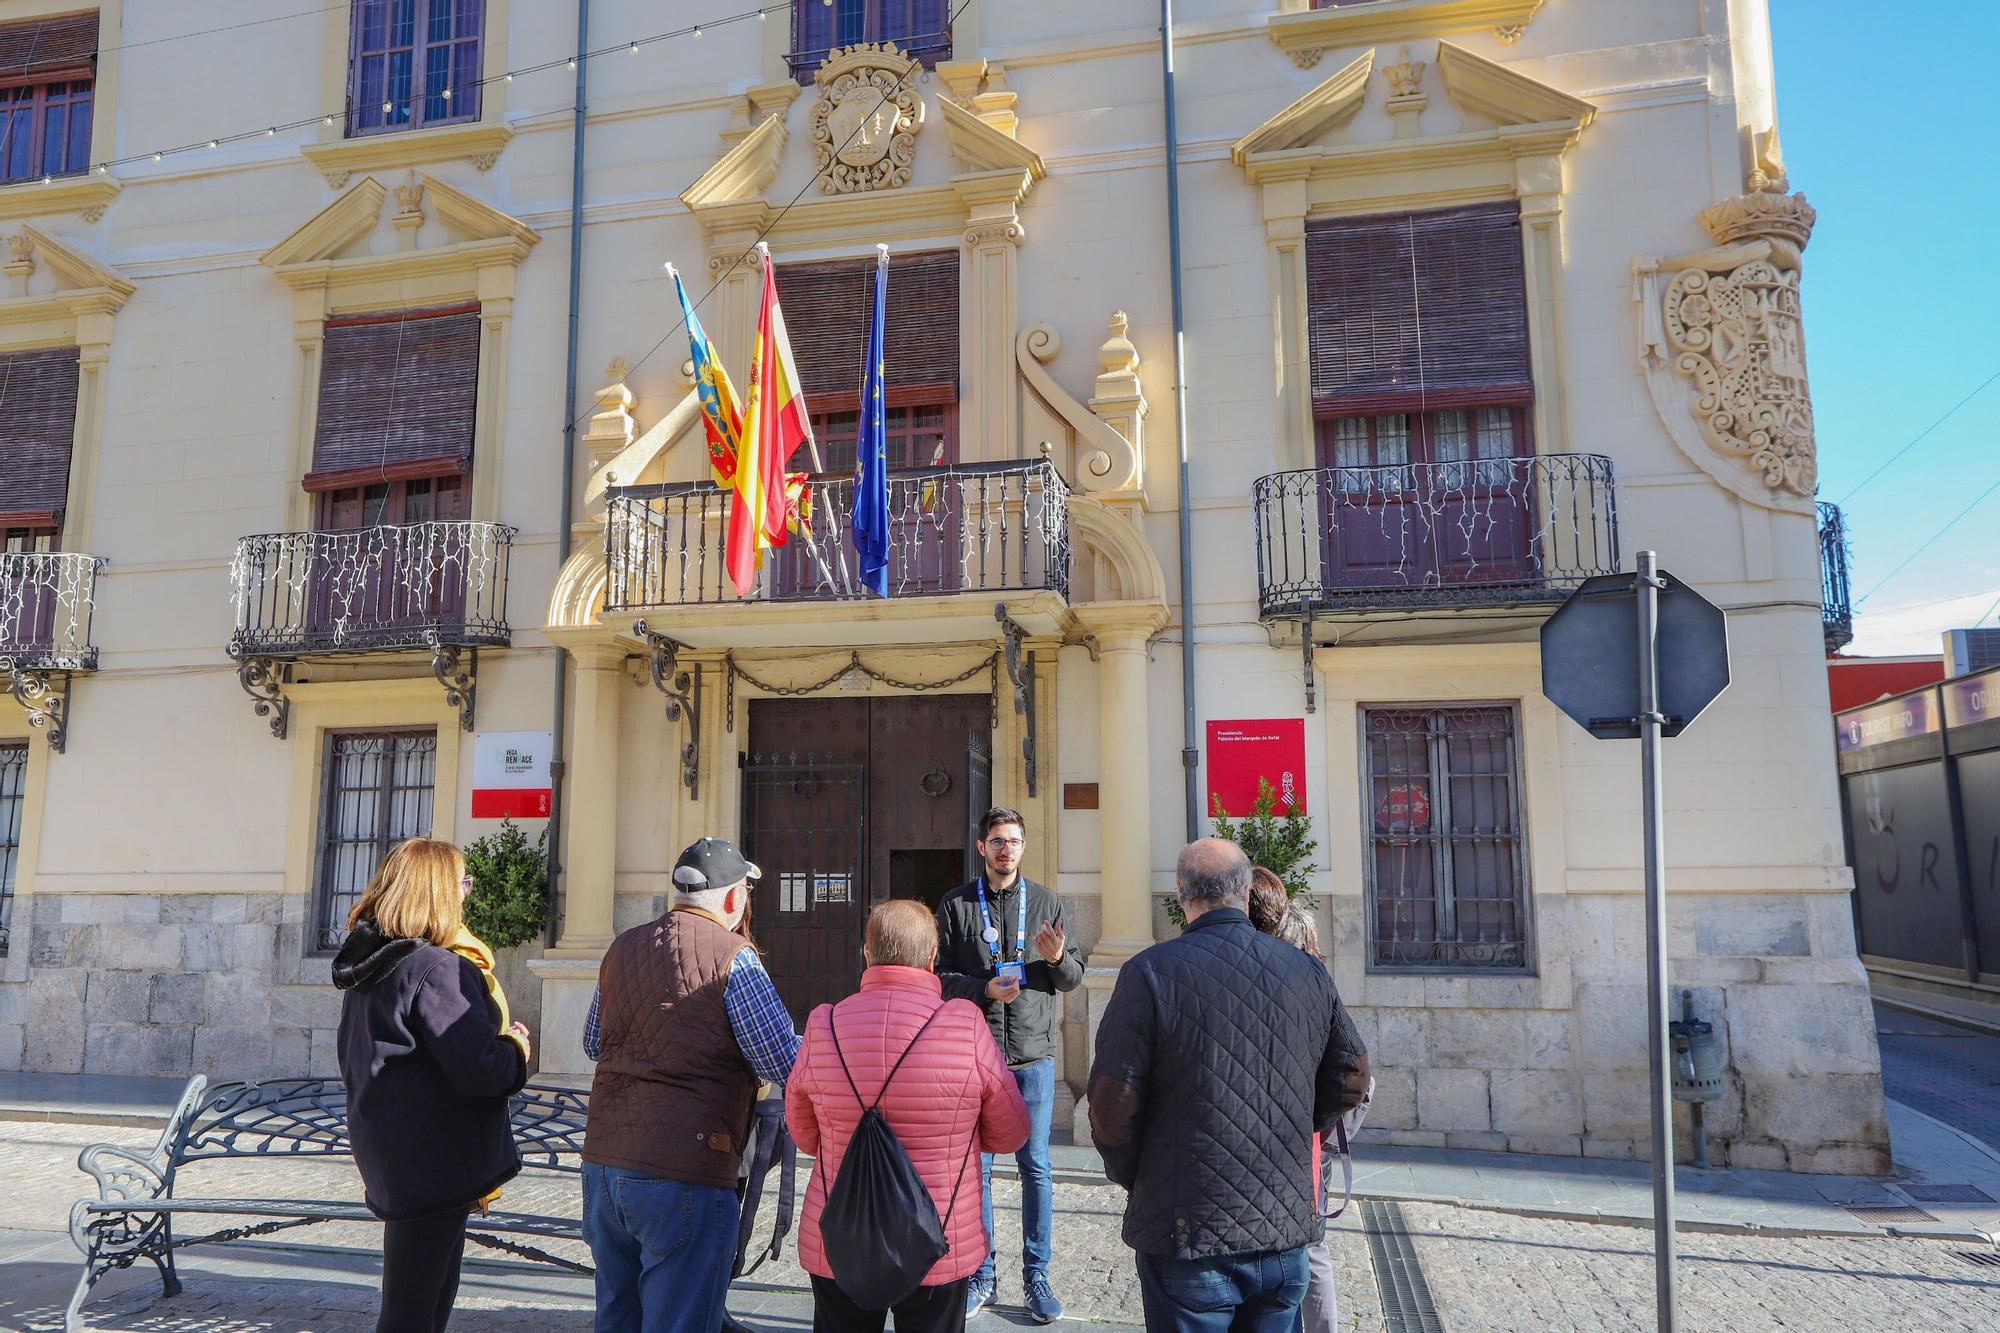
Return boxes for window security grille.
[313,730,438,952]
[0,742,26,956]
[1363,705,1531,971]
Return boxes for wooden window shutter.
[1306,202,1533,414]
[0,345,81,522]
[775,250,959,410]
[0,11,99,81]
[307,306,481,490]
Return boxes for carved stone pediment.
[812,44,925,195]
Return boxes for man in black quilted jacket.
[1087,838,1370,1332]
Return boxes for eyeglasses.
[985,837,1025,849]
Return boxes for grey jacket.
[934,876,1084,1067]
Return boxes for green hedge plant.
[1166,777,1319,931]
[463,818,550,950]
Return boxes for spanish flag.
[727,245,818,596]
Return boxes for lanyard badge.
[976,879,1029,985]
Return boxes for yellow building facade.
[0,0,1886,1172]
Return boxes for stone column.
[533,641,626,1075]
[554,644,624,954]
[1071,602,1168,1142]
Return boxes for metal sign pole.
[1635,548,1679,1330]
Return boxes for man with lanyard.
[935,807,1085,1323]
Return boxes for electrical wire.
[67,2,802,175]
[558,0,975,440]
[1855,472,2000,606]
[1837,364,2000,504]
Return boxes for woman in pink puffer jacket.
[787,899,1030,1333]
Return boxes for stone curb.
[0,1106,169,1128]
[1362,1189,1998,1245]
[1874,993,2000,1040]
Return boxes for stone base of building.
[0,892,343,1080]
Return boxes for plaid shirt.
[582,948,800,1085]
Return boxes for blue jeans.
[582,1163,738,1333]
[976,1056,1055,1286]
[1136,1248,1310,1333]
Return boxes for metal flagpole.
[1635,547,1680,1331]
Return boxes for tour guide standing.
[934,806,1084,1323]
[1089,838,1372,1332]
[581,838,801,1333]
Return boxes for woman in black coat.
[334,837,532,1333]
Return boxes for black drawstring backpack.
[819,1007,975,1311]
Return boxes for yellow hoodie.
[446,925,525,1211]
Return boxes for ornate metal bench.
[65,1075,589,1333]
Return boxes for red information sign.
[1205,719,1306,817]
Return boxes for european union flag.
[851,247,891,599]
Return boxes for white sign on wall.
[471,731,554,819]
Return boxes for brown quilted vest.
[584,907,757,1190]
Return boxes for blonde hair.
[347,837,465,947]
[865,899,938,969]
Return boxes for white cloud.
[1847,588,2000,658]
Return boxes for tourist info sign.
[471,730,554,819]
[1540,553,1730,1333]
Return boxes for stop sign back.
[1540,571,1730,739]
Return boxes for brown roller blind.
[0,11,99,80]
[0,345,81,519]
[774,250,960,407]
[309,305,480,487]
[1306,202,1533,414]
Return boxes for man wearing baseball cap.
[581,838,801,1333]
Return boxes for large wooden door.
[742,694,988,1024]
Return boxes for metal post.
[1635,549,1679,1331]
[1160,0,1200,841]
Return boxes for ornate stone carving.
[1382,47,1426,98]
[963,221,1024,249]
[1634,141,1821,506]
[471,150,502,173]
[811,44,924,195]
[392,171,426,248]
[322,168,352,189]
[1657,258,1815,497]
[1495,23,1528,43]
[80,203,108,223]
[4,231,33,297]
[1288,46,1324,70]
[7,232,35,265]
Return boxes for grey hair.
[1275,903,1320,957]
[674,881,742,916]
[1176,838,1251,909]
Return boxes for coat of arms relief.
[1635,131,1820,509]
[812,44,925,194]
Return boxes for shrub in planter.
[1166,777,1319,931]
[463,818,550,950]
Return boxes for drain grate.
[1899,1183,1996,1204]
[1958,1250,2000,1270]
[1843,1203,1939,1224]
[1361,1199,1446,1332]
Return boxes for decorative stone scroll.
[811,44,924,195]
[1635,133,1820,510]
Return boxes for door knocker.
[919,766,952,798]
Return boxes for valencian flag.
[727,244,819,596]
[851,246,892,599]
[667,263,741,487]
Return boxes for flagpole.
[751,240,842,594]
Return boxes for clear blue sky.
[1771,0,2000,645]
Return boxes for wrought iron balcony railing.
[1819,500,1854,654]
[1,550,105,672]
[1252,453,1621,618]
[604,459,1071,612]
[228,520,514,659]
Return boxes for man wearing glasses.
[935,807,1084,1324]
